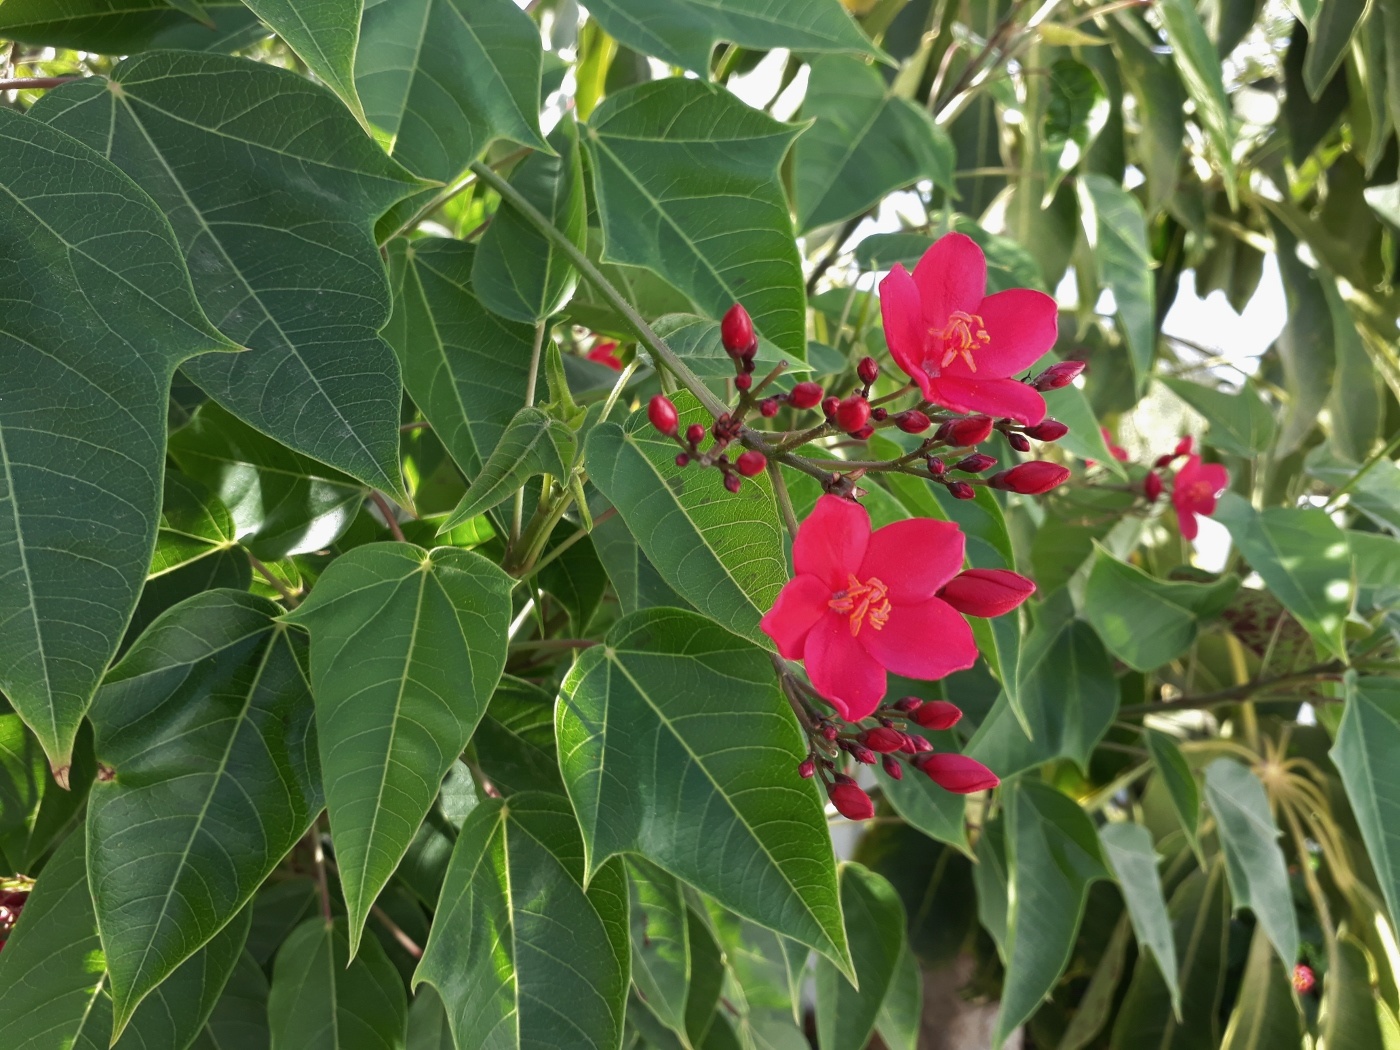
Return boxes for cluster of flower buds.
[0,885,30,954]
[650,394,768,493]
[1143,434,1195,502]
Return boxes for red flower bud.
[989,461,1070,495]
[871,407,888,422]
[851,744,877,765]
[1153,454,1174,469]
[735,373,753,391]
[760,398,780,417]
[834,395,871,433]
[946,415,994,446]
[927,457,946,478]
[1025,419,1068,442]
[850,424,875,440]
[1292,964,1316,994]
[828,781,875,820]
[723,473,742,494]
[821,723,840,742]
[821,396,840,418]
[675,453,690,467]
[909,734,934,753]
[789,382,824,409]
[736,450,766,477]
[1032,360,1086,391]
[721,303,756,356]
[857,357,880,385]
[938,568,1036,618]
[953,453,996,473]
[912,701,963,730]
[895,410,931,434]
[1008,432,1031,452]
[685,423,706,446]
[1174,435,1194,457]
[798,757,816,779]
[948,481,975,500]
[893,697,921,713]
[1144,470,1163,502]
[882,755,904,780]
[918,753,999,793]
[859,727,907,753]
[648,395,679,436]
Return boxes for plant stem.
[0,76,81,91]
[311,821,333,923]
[247,551,301,606]
[768,458,801,539]
[1119,661,1346,717]
[369,491,407,542]
[370,905,423,959]
[513,321,548,545]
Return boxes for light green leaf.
[357,0,548,183]
[581,0,882,75]
[1057,915,1133,1050]
[1332,676,1400,936]
[1323,273,1384,462]
[585,79,807,359]
[385,239,537,478]
[556,608,849,974]
[1307,446,1400,535]
[628,857,693,1042]
[1203,758,1300,968]
[1106,14,1185,213]
[1042,60,1111,203]
[0,0,259,52]
[1099,823,1181,1017]
[994,781,1109,1047]
[585,401,786,648]
[414,793,630,1050]
[1220,926,1304,1050]
[1160,377,1277,458]
[439,407,575,531]
[1320,935,1388,1050]
[793,54,954,231]
[191,951,271,1050]
[883,755,967,851]
[150,473,240,578]
[1145,729,1203,861]
[1084,546,1239,670]
[87,590,322,1033]
[1156,0,1238,203]
[36,52,422,500]
[0,716,91,876]
[1303,0,1368,99]
[405,988,454,1050]
[1268,217,1337,455]
[0,105,237,774]
[875,940,923,1050]
[1212,493,1353,661]
[653,314,811,379]
[590,509,692,616]
[815,864,906,1050]
[1078,173,1156,386]
[268,918,407,1050]
[240,0,369,127]
[286,542,512,955]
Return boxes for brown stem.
[247,552,300,607]
[371,904,423,959]
[1118,661,1346,717]
[369,491,407,542]
[0,76,81,91]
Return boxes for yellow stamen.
[930,310,991,372]
[828,573,893,637]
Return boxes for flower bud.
[1032,360,1086,391]
[721,303,757,356]
[760,398,780,417]
[675,453,690,467]
[821,723,840,742]
[834,395,871,433]
[882,755,904,780]
[871,407,888,422]
[911,701,963,730]
[735,373,753,391]
[723,473,742,494]
[1008,432,1031,452]
[953,453,996,473]
[857,356,880,385]
[1025,419,1068,442]
[828,781,875,820]
[1174,435,1194,457]
[895,410,931,434]
[893,697,921,713]
[741,355,757,373]
[821,396,840,418]
[851,425,874,440]
[938,569,1036,617]
[989,461,1070,495]
[927,457,946,478]
[1153,454,1174,469]
[859,727,907,753]
[909,734,934,753]
[851,744,877,765]
[685,423,706,446]
[789,382,824,409]
[736,450,766,476]
[918,753,999,793]
[946,415,994,446]
[798,757,816,779]
[948,481,975,500]
[1292,964,1316,994]
[1144,470,1163,502]
[648,395,679,436]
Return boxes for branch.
[369,491,407,542]
[0,76,81,91]
[1119,661,1346,717]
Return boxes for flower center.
[929,311,990,373]
[1186,480,1214,503]
[828,573,892,637]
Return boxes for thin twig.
[248,552,300,607]
[768,458,801,540]
[311,821,333,924]
[369,491,407,542]
[1119,661,1347,717]
[0,76,81,91]
[370,905,423,959]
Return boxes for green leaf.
[1144,729,1203,861]
[1212,493,1353,661]
[584,79,807,359]
[1303,0,1368,99]
[1203,758,1300,968]
[1332,676,1400,936]
[191,951,271,1050]
[0,105,238,774]
[1042,60,1111,203]
[1268,217,1337,454]
[36,52,422,500]
[1307,446,1400,535]
[581,0,882,75]
[1323,273,1384,462]
[1077,173,1156,386]
[685,907,726,1045]
[1160,377,1277,458]
[994,781,1109,1047]
[585,402,786,648]
[470,676,564,797]
[1155,0,1238,204]
[854,217,1045,293]
[357,0,549,183]
[883,753,967,851]
[1083,546,1239,671]
[1106,14,1185,213]
[240,0,369,127]
[405,988,454,1050]
[268,917,408,1050]
[590,509,692,616]
[439,407,575,531]
[414,793,630,1050]
[556,608,849,973]
[653,314,811,380]
[793,54,954,231]
[1320,935,1388,1050]
[0,0,257,52]
[1058,915,1133,1050]
[151,472,240,578]
[815,864,906,1050]
[1099,823,1181,1017]
[0,716,92,875]
[87,590,322,1032]
[874,940,922,1050]
[628,857,693,1042]
[286,542,512,955]
[386,239,537,478]
[1220,925,1304,1050]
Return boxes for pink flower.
[760,496,977,721]
[1171,455,1229,540]
[879,233,1058,425]
[586,340,623,371]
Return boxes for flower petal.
[943,287,1058,380]
[1198,462,1230,496]
[879,264,933,398]
[804,613,887,721]
[926,375,1047,425]
[793,495,870,589]
[859,518,966,605]
[859,598,978,682]
[1176,506,1200,541]
[912,232,986,326]
[760,574,832,660]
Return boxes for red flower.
[760,496,977,722]
[1171,455,1229,540]
[1101,427,1129,462]
[586,340,623,371]
[879,233,1058,425]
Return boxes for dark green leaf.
[1220,926,1304,1050]
[87,590,321,1031]
[1323,275,1384,462]
[36,52,422,499]
[685,907,726,1045]
[815,864,906,1050]
[1099,822,1181,1016]
[1303,0,1367,99]
[151,472,240,578]
[440,407,575,530]
[240,0,368,126]
[405,988,455,1050]
[874,940,922,1050]
[287,542,512,954]
[556,608,849,972]
[585,79,807,359]
[0,0,256,51]
[1077,173,1156,386]
[590,507,691,615]
[1332,676,1400,936]
[882,754,967,851]
[0,105,237,774]
[1144,729,1202,860]
[1320,935,1388,1050]
[1268,216,1337,454]
[1160,377,1276,458]
[1156,0,1237,202]
[628,857,692,1040]
[414,793,630,1050]
[191,951,271,1050]
[1107,14,1185,212]
[246,879,320,968]
[0,717,91,875]
[471,676,563,796]
[1058,915,1133,1050]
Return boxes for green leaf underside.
[1145,728,1203,858]
[556,608,850,973]
[1155,0,1237,202]
[584,79,808,359]
[1332,676,1400,937]
[0,0,258,53]
[85,589,322,1031]
[0,106,236,772]
[1160,377,1276,458]
[35,51,421,500]
[240,0,369,126]
[1099,822,1182,1015]
[471,676,565,797]
[1220,925,1304,1050]
[414,793,630,1050]
[440,407,575,531]
[286,542,512,955]
[627,856,693,1040]
[815,864,906,1050]
[191,951,272,1050]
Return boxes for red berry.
[953,453,997,473]
[946,415,994,446]
[675,453,690,467]
[648,395,679,436]
[759,398,780,417]
[989,461,1070,495]
[788,382,824,410]
[834,395,871,433]
[857,357,880,385]
[948,481,975,500]
[685,423,706,446]
[1025,419,1068,441]
[882,755,904,780]
[1144,470,1163,502]
[911,701,963,730]
[1031,360,1086,391]
[736,450,766,476]
[1292,964,1316,994]
[721,303,757,356]
[828,782,875,820]
[895,410,931,434]
[723,473,742,493]
[860,727,907,753]
[735,373,753,391]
